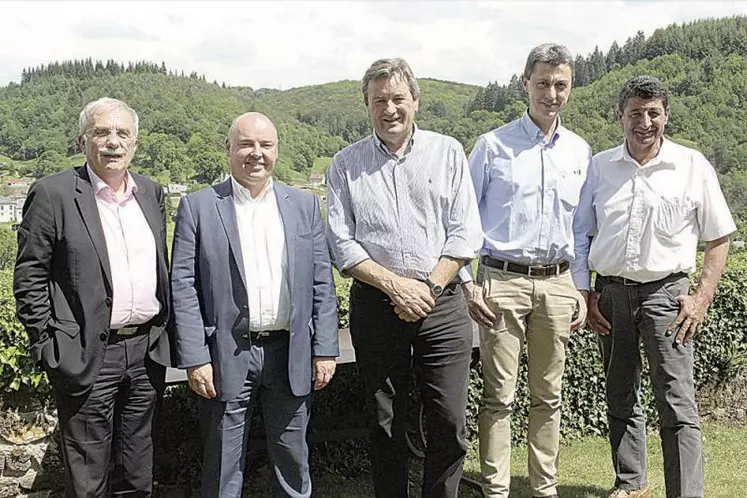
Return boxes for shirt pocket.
[557,170,582,213]
[653,197,695,241]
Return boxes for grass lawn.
[230,423,747,497]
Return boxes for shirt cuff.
[571,269,591,291]
[333,241,371,274]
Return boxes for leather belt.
[108,324,150,343]
[250,329,288,342]
[480,255,569,277]
[599,272,687,287]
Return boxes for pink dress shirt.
[88,166,160,329]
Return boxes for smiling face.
[620,96,669,158]
[366,75,419,152]
[79,106,137,179]
[523,62,573,131]
[226,113,278,195]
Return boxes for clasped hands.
[389,277,436,322]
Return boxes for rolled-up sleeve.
[442,141,483,261]
[571,157,598,291]
[325,154,371,272]
[696,153,736,241]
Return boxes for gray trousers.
[596,274,703,498]
[200,334,311,498]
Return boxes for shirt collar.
[372,123,418,158]
[87,164,137,198]
[520,111,562,145]
[614,137,677,169]
[231,176,274,204]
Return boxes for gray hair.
[617,75,669,115]
[78,97,139,138]
[523,43,575,80]
[360,58,420,106]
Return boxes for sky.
[1,1,747,90]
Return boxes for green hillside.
[2,16,747,221]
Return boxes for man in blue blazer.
[171,112,339,498]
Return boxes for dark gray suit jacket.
[13,166,172,396]
[171,180,338,401]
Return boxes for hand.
[587,291,611,335]
[462,281,497,328]
[570,290,588,330]
[312,357,336,390]
[667,294,710,346]
[187,363,217,399]
[393,304,421,322]
[387,277,435,319]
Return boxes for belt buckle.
[253,331,271,339]
[526,265,534,277]
[622,277,637,286]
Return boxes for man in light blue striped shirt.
[463,44,592,498]
[326,57,482,498]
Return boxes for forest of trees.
[2,16,747,221]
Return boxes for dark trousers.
[200,333,312,498]
[350,280,473,498]
[597,274,704,498]
[56,333,165,498]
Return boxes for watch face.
[433,285,443,296]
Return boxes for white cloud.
[0,0,746,89]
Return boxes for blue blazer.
[171,180,339,401]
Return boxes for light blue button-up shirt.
[468,112,591,266]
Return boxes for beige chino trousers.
[477,266,578,498]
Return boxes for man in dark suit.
[13,97,171,497]
[171,112,338,498]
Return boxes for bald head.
[227,112,277,148]
[226,112,279,197]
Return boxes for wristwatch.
[425,277,444,298]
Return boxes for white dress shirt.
[232,177,291,331]
[572,139,736,290]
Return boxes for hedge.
[0,254,745,484]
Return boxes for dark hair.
[523,43,574,80]
[617,75,669,114]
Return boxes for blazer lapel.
[215,179,248,287]
[132,180,169,315]
[274,183,296,287]
[73,166,113,291]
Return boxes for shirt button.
[105,297,112,307]
[100,332,108,341]
[242,305,248,311]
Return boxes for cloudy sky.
[1,1,746,90]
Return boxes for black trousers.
[55,333,165,498]
[350,280,473,498]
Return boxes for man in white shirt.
[572,76,735,498]
[171,112,339,497]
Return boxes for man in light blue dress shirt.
[463,44,591,498]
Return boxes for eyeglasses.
[84,127,136,144]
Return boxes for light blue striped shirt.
[326,126,483,280]
[468,112,592,266]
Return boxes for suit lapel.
[73,166,113,291]
[132,181,166,264]
[215,179,248,287]
[274,183,296,287]
[132,178,169,315]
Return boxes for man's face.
[79,107,137,178]
[226,115,278,191]
[523,62,573,125]
[367,75,419,147]
[619,97,669,151]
